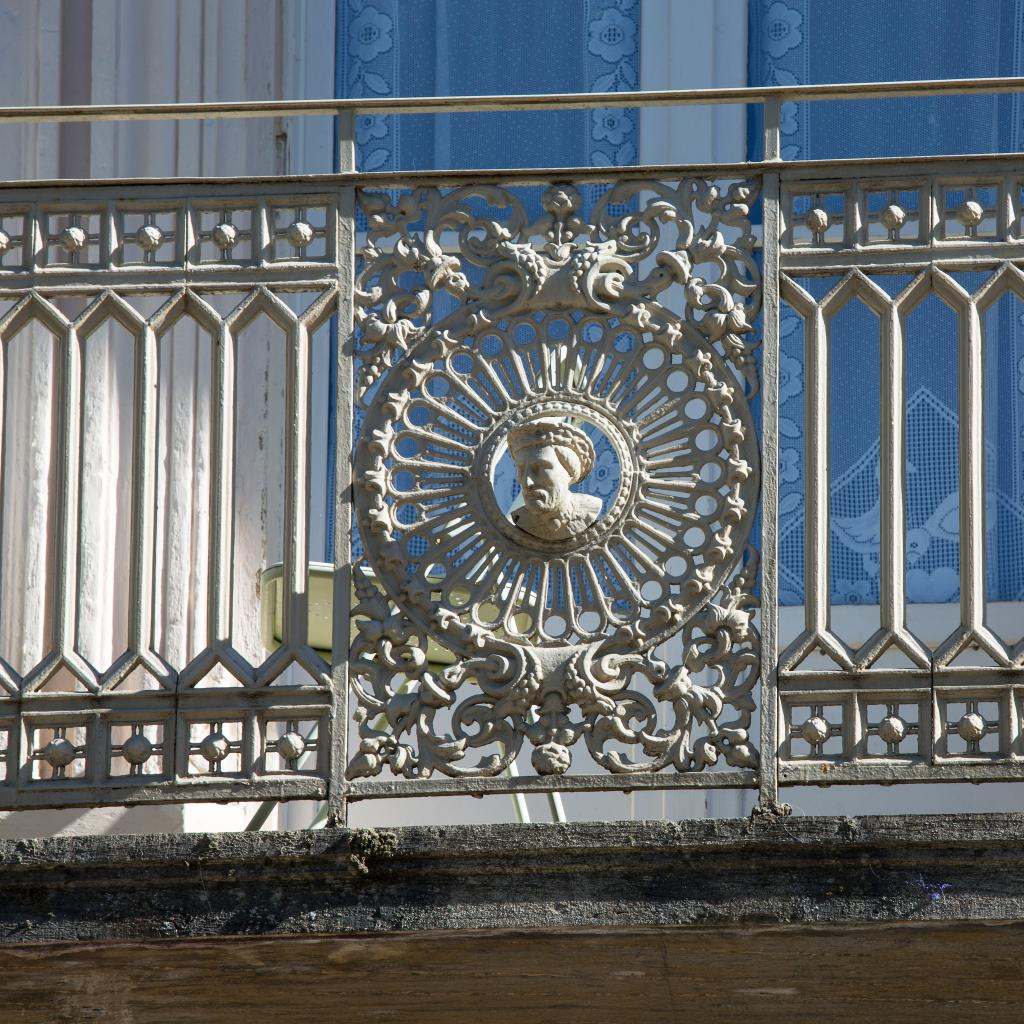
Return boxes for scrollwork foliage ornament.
[348,552,760,780]
[354,179,761,401]
[349,179,762,782]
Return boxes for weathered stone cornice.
[3,812,1024,943]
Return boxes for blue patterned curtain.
[750,0,1024,606]
[334,0,641,553]
[337,0,640,171]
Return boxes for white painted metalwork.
[348,178,761,791]
[777,165,1024,788]
[0,179,338,809]
[0,79,1021,819]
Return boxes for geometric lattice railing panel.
[778,158,1024,788]
[0,180,339,808]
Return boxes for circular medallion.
[355,310,758,655]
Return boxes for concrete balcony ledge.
[4,812,1024,1023]
[4,811,1024,939]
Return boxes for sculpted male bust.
[507,418,603,542]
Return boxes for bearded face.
[515,442,575,514]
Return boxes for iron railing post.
[757,96,784,813]
[328,109,356,826]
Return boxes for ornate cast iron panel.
[348,178,764,790]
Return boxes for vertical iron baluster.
[329,109,356,825]
[758,97,783,813]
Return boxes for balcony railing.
[1,79,1023,821]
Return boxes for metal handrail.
[1,76,1024,123]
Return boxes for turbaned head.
[506,418,595,483]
